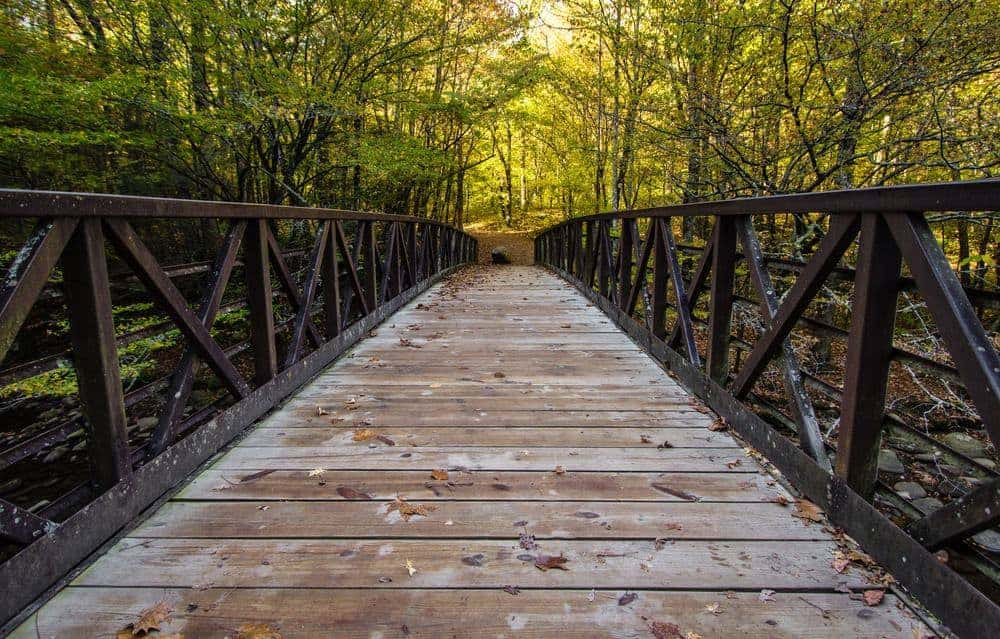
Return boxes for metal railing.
[0,190,476,625]
[535,180,999,639]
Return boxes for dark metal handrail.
[534,179,999,639]
[0,191,477,627]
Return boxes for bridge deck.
[13,266,930,638]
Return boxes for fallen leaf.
[430,469,449,481]
[862,589,884,607]
[405,559,417,576]
[704,602,721,614]
[649,621,683,639]
[686,633,704,639]
[308,468,326,477]
[618,592,638,606]
[493,371,506,378]
[376,434,396,446]
[386,497,437,521]
[725,458,743,469]
[553,465,566,475]
[399,337,422,348]
[657,440,674,449]
[792,499,824,523]
[640,434,653,444]
[462,553,486,567]
[237,623,283,639]
[708,419,728,432]
[769,494,790,506]
[534,554,570,571]
[587,588,596,602]
[502,585,520,595]
[832,558,850,573]
[315,405,327,416]
[519,531,537,550]
[117,601,172,637]
[758,589,776,603]
[336,486,372,500]
[240,469,276,484]
[651,483,698,501]
[353,428,378,441]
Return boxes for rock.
[973,529,1000,553]
[71,440,88,452]
[941,432,987,458]
[914,452,942,463]
[878,449,905,475]
[892,481,926,500]
[973,457,996,470]
[960,476,984,487]
[491,246,511,265]
[912,497,944,515]
[42,445,69,464]
[136,416,158,431]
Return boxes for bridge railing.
[535,180,999,638]
[0,190,476,624]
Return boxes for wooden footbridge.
[0,184,998,637]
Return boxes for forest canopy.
[1,0,998,231]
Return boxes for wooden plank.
[213,446,751,472]
[76,539,857,588]
[237,427,737,448]
[128,502,815,540]
[180,470,786,502]
[13,588,928,639]
[266,409,712,428]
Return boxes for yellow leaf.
[236,622,283,639]
[430,469,449,481]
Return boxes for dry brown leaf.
[430,469,449,481]
[832,558,850,573]
[236,622,283,639]
[386,497,437,521]
[708,419,728,432]
[704,602,721,614]
[534,554,570,571]
[315,405,327,416]
[792,499,825,522]
[618,592,638,606]
[862,590,884,606]
[353,428,378,441]
[640,434,653,444]
[117,601,172,637]
[336,486,372,500]
[769,494,790,506]
[307,468,326,477]
[649,621,683,639]
[502,585,521,596]
[405,559,417,576]
[725,458,742,469]
[553,465,566,475]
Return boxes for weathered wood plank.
[180,470,784,502]
[213,446,751,472]
[13,588,928,639]
[237,426,737,448]
[76,539,859,589]
[129,502,818,540]
[268,409,712,429]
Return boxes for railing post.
[651,220,668,338]
[60,218,131,488]
[244,219,277,385]
[836,213,901,499]
[323,222,342,337]
[363,221,377,311]
[618,220,634,308]
[707,216,737,382]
